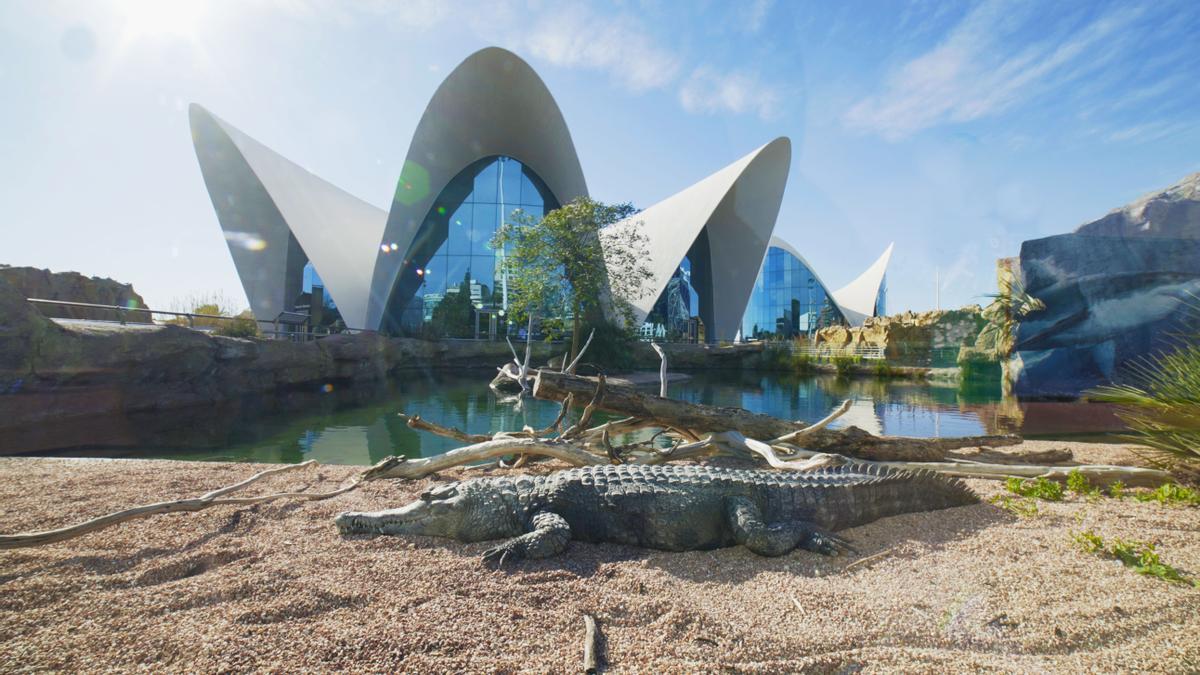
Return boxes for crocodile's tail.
[822,463,979,531]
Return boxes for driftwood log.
[533,370,1022,462]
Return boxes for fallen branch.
[565,329,595,375]
[534,371,1020,462]
[650,342,667,397]
[369,438,608,480]
[583,614,601,674]
[400,414,490,444]
[772,443,1173,487]
[0,461,360,550]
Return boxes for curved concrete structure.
[191,46,804,341]
[366,47,589,331]
[832,242,893,326]
[603,138,792,341]
[190,105,387,328]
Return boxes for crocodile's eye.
[420,483,460,502]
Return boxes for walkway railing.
[786,342,886,361]
[25,298,360,341]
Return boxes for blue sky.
[2,0,1199,314]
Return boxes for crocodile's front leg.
[725,497,855,557]
[481,511,571,564]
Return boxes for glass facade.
[741,246,845,340]
[874,274,887,318]
[643,230,712,341]
[383,156,559,335]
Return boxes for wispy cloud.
[679,67,782,120]
[525,6,681,92]
[844,1,1142,140]
[741,0,774,34]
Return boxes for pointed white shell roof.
[832,242,893,326]
[603,137,792,341]
[190,105,387,329]
[365,47,589,330]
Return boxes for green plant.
[1108,481,1126,499]
[214,314,259,338]
[493,197,653,363]
[1066,469,1100,498]
[1072,530,1196,586]
[977,277,1046,357]
[1005,476,1064,501]
[872,361,901,378]
[990,494,1039,517]
[790,352,815,374]
[1133,482,1200,506]
[832,355,860,376]
[1089,299,1200,483]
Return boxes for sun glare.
[114,0,207,42]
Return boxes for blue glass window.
[740,246,846,340]
[384,155,561,335]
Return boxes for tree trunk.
[570,302,582,364]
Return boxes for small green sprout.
[1005,476,1064,501]
[1072,530,1196,586]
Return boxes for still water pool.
[27,371,1126,465]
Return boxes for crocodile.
[335,463,978,561]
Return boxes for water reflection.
[18,371,1127,465]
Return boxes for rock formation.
[1010,172,1200,398]
[0,266,152,323]
[811,308,986,367]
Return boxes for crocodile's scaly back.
[771,463,978,531]
[336,463,980,559]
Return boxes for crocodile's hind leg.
[725,497,855,557]
[481,511,571,565]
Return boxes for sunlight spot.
[224,231,267,252]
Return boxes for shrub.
[832,355,860,376]
[214,314,259,338]
[1089,301,1200,483]
[790,352,815,374]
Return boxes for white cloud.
[525,6,681,91]
[844,1,1141,140]
[741,0,774,33]
[679,67,782,120]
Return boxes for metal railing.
[786,342,886,361]
[25,298,361,341]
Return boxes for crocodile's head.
[335,480,522,543]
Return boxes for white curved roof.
[190,105,387,328]
[365,46,589,330]
[832,242,893,326]
[603,137,791,341]
[765,234,838,302]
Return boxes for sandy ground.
[0,442,1198,673]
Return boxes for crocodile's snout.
[335,512,373,535]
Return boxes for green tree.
[430,271,475,338]
[492,197,653,362]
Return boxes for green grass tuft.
[990,494,1039,517]
[1066,469,1101,498]
[1005,476,1065,501]
[1133,482,1200,506]
[1108,481,1126,499]
[1073,530,1196,586]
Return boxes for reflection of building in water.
[830,399,884,437]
